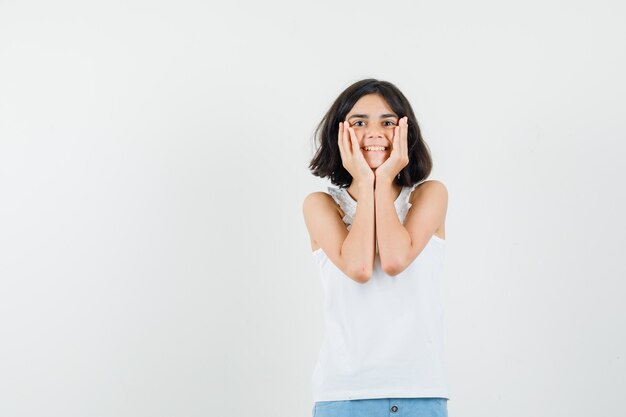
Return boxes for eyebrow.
[348,113,398,120]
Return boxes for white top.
[311,182,450,402]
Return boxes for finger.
[402,116,408,159]
[341,120,350,157]
[343,120,353,157]
[392,125,399,154]
[347,125,361,157]
[398,117,405,157]
[337,122,346,161]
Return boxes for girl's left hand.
[375,116,409,182]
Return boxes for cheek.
[352,132,365,145]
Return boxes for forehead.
[348,94,396,116]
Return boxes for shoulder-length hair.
[308,78,432,188]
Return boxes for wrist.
[355,178,375,191]
[374,174,395,187]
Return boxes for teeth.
[364,146,386,151]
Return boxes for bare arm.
[303,179,376,283]
[340,179,376,281]
[375,179,448,276]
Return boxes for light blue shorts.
[312,397,448,417]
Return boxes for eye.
[384,120,396,126]
[353,121,365,127]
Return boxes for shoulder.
[302,191,343,218]
[410,179,448,205]
[303,191,332,207]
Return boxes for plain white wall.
[1,1,625,416]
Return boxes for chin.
[365,159,388,168]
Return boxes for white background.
[1,1,625,416]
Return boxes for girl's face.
[345,93,399,169]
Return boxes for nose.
[365,125,385,139]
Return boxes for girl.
[303,79,450,417]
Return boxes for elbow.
[382,265,400,277]
[381,259,404,277]
[348,266,373,284]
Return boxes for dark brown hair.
[308,78,432,188]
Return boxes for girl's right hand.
[338,121,375,185]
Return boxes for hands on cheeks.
[338,121,375,184]
[374,116,410,182]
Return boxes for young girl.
[303,79,450,417]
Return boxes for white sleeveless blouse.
[311,182,450,402]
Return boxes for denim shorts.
[312,397,448,417]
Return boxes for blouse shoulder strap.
[327,186,355,226]
[398,180,429,223]
[396,186,412,224]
